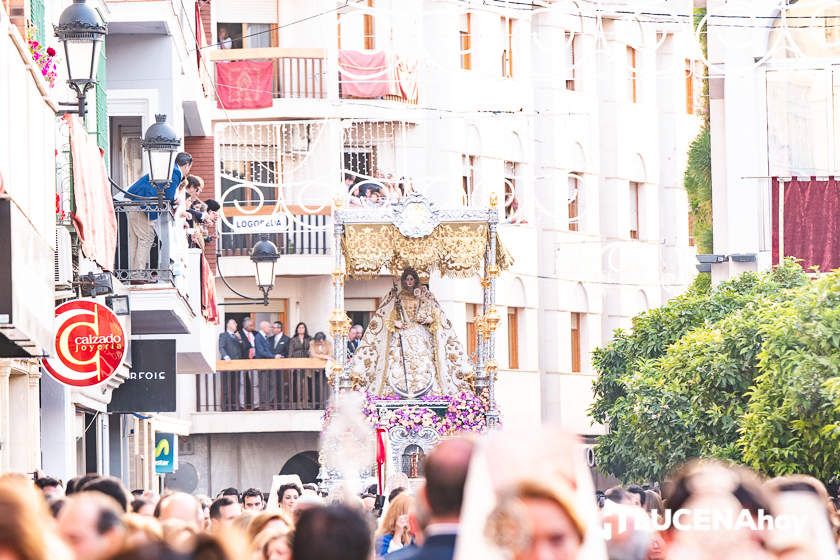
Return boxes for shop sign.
[41,299,126,387]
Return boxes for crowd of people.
[216,319,362,410]
[3,431,839,560]
[122,151,220,283]
[345,173,413,207]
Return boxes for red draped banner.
[772,177,840,271]
[216,60,274,109]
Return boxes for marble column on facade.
[26,363,42,472]
[0,363,10,472]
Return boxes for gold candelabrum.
[328,308,352,337]
[483,305,501,333]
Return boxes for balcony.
[196,359,329,412]
[209,47,327,102]
[207,47,417,111]
[181,359,329,434]
[219,204,330,257]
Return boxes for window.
[627,46,638,103]
[501,17,514,78]
[503,161,519,221]
[570,312,581,373]
[507,307,519,369]
[466,304,478,363]
[685,59,694,114]
[568,174,580,231]
[460,13,472,70]
[217,22,273,49]
[462,155,475,206]
[364,0,375,50]
[565,32,576,90]
[629,181,640,239]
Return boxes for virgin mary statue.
[350,268,474,398]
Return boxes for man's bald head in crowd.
[154,492,204,530]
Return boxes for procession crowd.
[0,431,838,560]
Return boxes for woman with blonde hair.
[374,493,414,557]
[246,512,293,541]
[122,513,163,548]
[252,528,292,560]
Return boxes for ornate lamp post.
[54,0,107,119]
[141,115,181,203]
[251,235,280,305]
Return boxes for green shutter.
[96,45,108,166]
[30,0,45,45]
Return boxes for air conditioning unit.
[55,226,73,289]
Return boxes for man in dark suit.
[347,324,363,357]
[218,319,243,411]
[218,319,243,361]
[394,438,474,560]
[254,321,275,359]
[269,321,290,358]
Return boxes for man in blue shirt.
[125,152,192,280]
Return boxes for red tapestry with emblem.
[216,60,273,109]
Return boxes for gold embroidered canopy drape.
[341,222,513,278]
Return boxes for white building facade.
[164,0,701,493]
[706,0,840,282]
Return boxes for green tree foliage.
[739,272,840,480]
[684,126,713,253]
[589,261,840,483]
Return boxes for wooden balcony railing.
[196,358,330,412]
[209,47,327,99]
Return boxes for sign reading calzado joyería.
[41,299,126,387]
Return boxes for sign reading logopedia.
[41,299,126,387]
[231,213,288,233]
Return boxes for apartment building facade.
[164,0,701,493]
[707,0,840,282]
[0,0,219,488]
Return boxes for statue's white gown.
[350,285,473,397]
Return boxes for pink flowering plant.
[27,29,59,87]
[324,390,493,436]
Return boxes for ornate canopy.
[335,193,513,278]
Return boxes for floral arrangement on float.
[323,390,493,436]
[27,29,58,87]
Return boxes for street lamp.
[251,235,280,305]
[54,0,107,119]
[141,114,181,202]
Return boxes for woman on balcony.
[289,323,311,358]
[290,323,312,407]
[309,332,332,407]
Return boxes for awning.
[67,115,117,271]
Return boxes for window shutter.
[96,45,108,166]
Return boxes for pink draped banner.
[339,50,389,98]
[772,177,840,271]
[216,60,274,109]
[339,50,417,101]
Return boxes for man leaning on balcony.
[125,152,193,282]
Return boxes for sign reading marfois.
[41,299,126,387]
